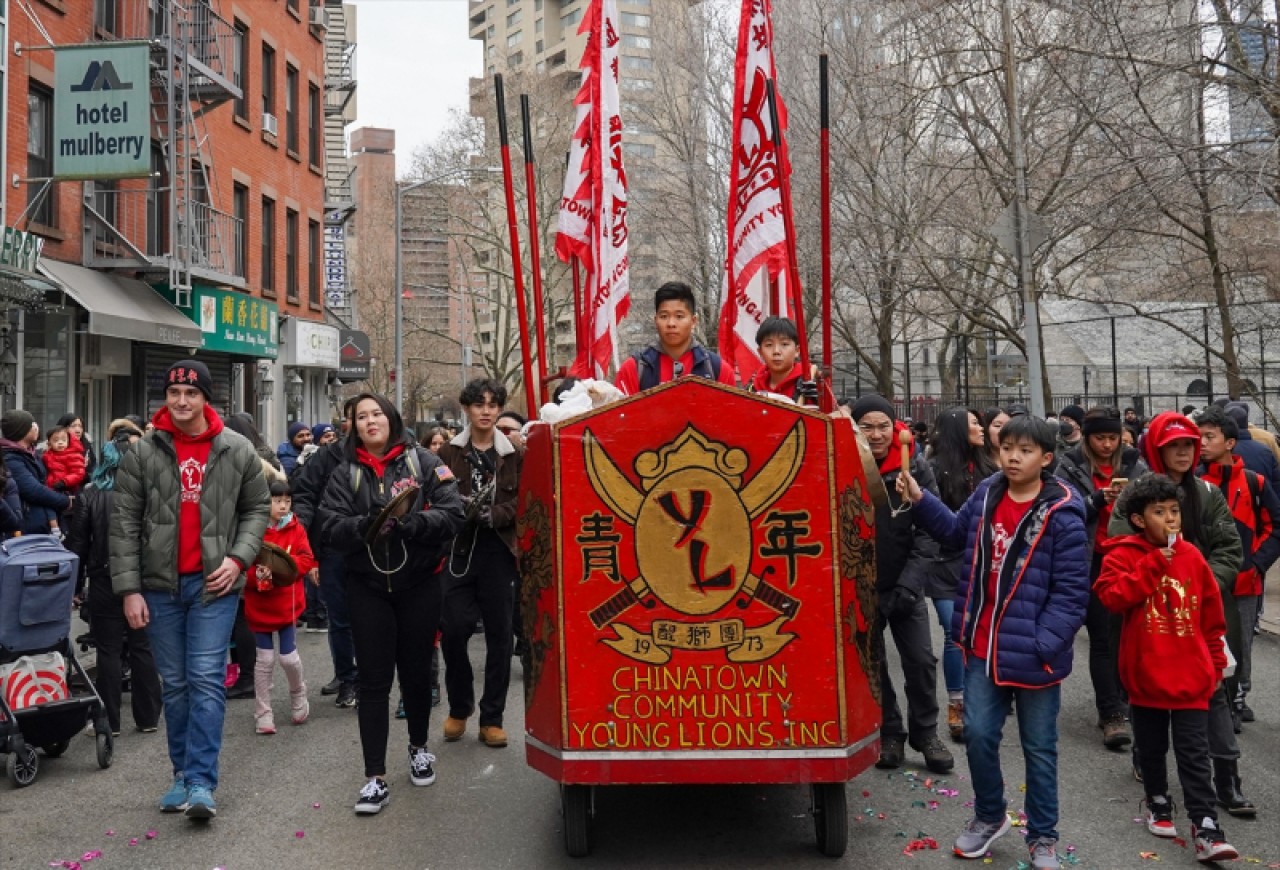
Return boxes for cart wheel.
[561,785,593,858]
[7,743,39,788]
[95,731,114,770]
[42,740,70,758]
[812,783,848,857]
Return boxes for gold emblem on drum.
[582,423,810,663]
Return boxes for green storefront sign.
[156,285,279,358]
[53,43,151,179]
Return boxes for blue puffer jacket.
[0,439,71,535]
[912,471,1089,688]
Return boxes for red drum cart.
[516,379,882,857]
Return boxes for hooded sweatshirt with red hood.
[1112,412,1243,598]
[152,404,225,576]
[1096,533,1227,710]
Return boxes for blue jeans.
[964,656,1062,842]
[318,551,357,683]
[143,573,239,791]
[931,597,964,695]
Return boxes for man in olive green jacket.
[111,360,270,821]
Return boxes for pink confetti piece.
[81,852,103,862]
[927,800,940,810]
[862,790,871,797]
[145,831,158,840]
[128,839,139,847]
[295,831,305,839]
[312,802,321,809]
[877,812,887,820]
[104,831,115,837]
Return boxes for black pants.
[1207,682,1239,761]
[346,574,442,778]
[876,594,940,741]
[1085,554,1126,719]
[1132,704,1217,824]
[88,582,161,733]
[442,529,515,727]
[229,599,256,686]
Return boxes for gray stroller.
[0,535,112,787]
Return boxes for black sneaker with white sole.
[408,745,437,786]
[335,682,357,708]
[354,778,390,815]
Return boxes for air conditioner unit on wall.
[309,6,328,32]
[263,113,279,137]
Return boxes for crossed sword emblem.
[583,423,806,630]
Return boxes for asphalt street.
[3,624,1277,870]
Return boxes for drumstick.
[899,429,911,470]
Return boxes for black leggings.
[346,574,443,777]
[88,583,161,733]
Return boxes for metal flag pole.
[494,74,537,414]
[520,94,551,406]
[765,79,810,377]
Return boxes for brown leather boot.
[443,714,469,741]
[479,725,508,748]
[947,699,965,743]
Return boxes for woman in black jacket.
[1055,405,1148,750]
[926,407,998,742]
[65,422,162,736]
[318,393,464,815]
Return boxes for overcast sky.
[349,0,481,176]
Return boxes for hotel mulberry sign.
[53,44,150,179]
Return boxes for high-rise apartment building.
[466,0,691,373]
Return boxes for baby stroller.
[0,535,112,787]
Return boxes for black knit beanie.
[850,394,895,422]
[164,360,214,401]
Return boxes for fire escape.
[86,0,243,308]
[322,0,356,321]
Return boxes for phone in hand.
[1110,477,1128,491]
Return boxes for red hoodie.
[244,514,317,633]
[44,433,87,492]
[1095,533,1227,710]
[1140,411,1202,475]
[152,404,224,576]
[877,420,916,476]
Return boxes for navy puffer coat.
[911,471,1090,688]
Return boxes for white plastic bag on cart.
[0,652,69,710]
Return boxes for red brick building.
[3,0,335,445]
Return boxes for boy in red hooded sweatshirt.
[245,480,317,735]
[1106,412,1254,820]
[1096,473,1236,863]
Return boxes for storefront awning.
[38,260,204,349]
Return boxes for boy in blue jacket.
[896,415,1090,870]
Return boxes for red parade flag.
[555,0,631,379]
[719,0,797,381]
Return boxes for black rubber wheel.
[95,731,113,770]
[7,743,39,788]
[42,740,71,758]
[812,782,848,857]
[562,785,593,858]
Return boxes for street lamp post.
[394,167,497,410]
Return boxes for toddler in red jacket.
[246,480,316,735]
[44,427,87,538]
[1096,474,1236,864]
